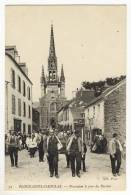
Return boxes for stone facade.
[104,80,126,143]
[84,79,126,144]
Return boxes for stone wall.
[104,81,126,144]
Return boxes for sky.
[5,5,126,102]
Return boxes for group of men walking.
[6,128,124,178]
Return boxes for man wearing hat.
[66,130,82,177]
[109,133,123,176]
[45,128,62,178]
[6,130,20,167]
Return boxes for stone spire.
[41,65,46,97]
[60,64,65,82]
[48,24,57,70]
[49,24,56,57]
[41,65,46,84]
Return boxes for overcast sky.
[5,5,126,102]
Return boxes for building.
[57,89,95,132]
[39,25,66,130]
[58,101,85,132]
[32,102,40,131]
[84,79,126,144]
[32,107,40,132]
[5,46,33,134]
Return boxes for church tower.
[60,64,65,98]
[40,25,66,129]
[46,24,59,97]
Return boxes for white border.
[0,1,131,195]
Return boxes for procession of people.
[5,127,124,178]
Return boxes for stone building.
[32,107,40,132]
[39,25,66,130]
[84,79,126,144]
[5,46,33,134]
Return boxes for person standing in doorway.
[66,130,82,178]
[109,133,123,176]
[6,130,20,167]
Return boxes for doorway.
[14,119,21,132]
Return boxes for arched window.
[50,102,56,112]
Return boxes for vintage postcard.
[4,4,126,191]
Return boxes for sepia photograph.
[4,4,126,191]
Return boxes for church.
[39,25,66,130]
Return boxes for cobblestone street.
[5,149,126,191]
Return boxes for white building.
[58,101,74,130]
[5,46,33,134]
[58,100,85,131]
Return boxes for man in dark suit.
[109,133,123,176]
[66,130,82,177]
[45,128,62,178]
[6,130,20,167]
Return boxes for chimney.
[19,62,28,76]
[5,45,18,59]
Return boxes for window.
[23,123,26,133]
[28,87,31,100]
[12,95,16,114]
[87,108,89,114]
[23,102,26,117]
[18,98,21,116]
[18,76,21,92]
[27,87,31,100]
[98,104,100,112]
[93,106,95,116]
[28,125,31,134]
[23,81,26,96]
[81,113,85,118]
[28,105,31,118]
[11,69,15,88]
[50,102,56,112]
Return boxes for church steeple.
[49,24,56,57]
[41,65,46,84]
[60,64,65,82]
[48,24,57,71]
[40,65,46,97]
[48,24,58,83]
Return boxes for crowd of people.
[5,128,124,178]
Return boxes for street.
[5,148,126,191]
